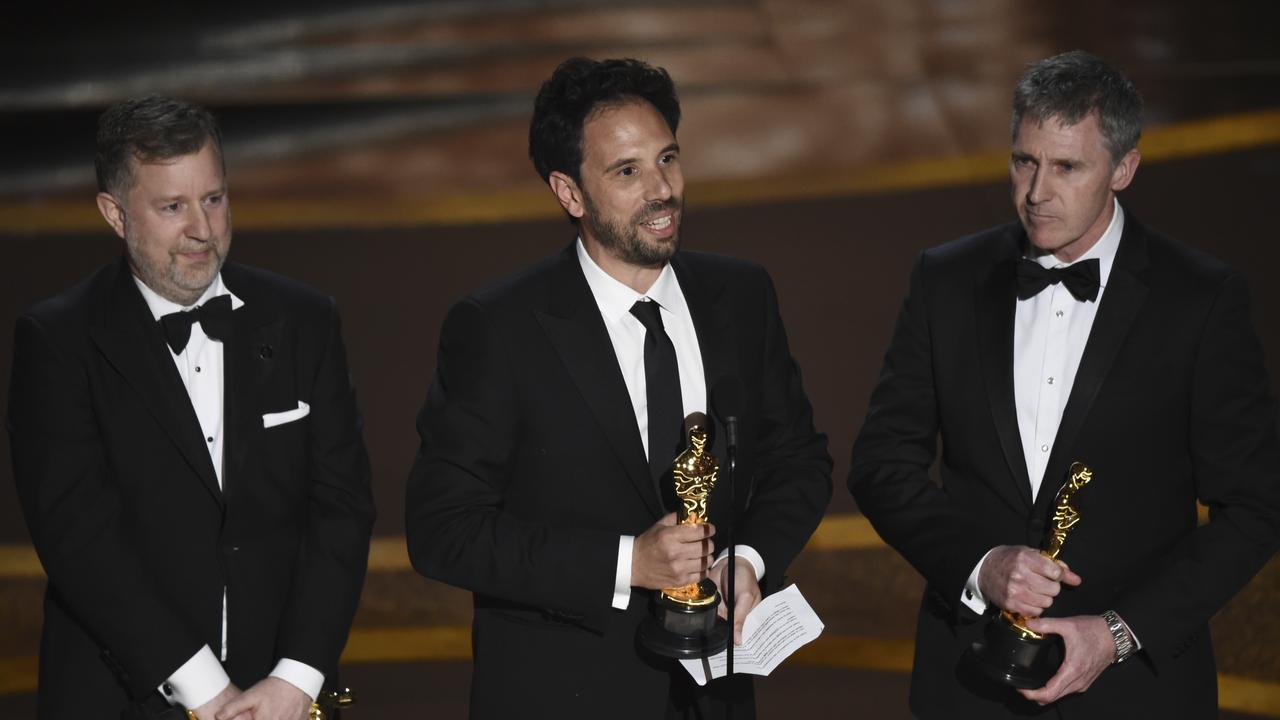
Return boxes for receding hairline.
[110,136,226,196]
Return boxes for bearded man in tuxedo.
[406,57,831,718]
[9,96,374,719]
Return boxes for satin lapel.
[220,275,284,507]
[89,262,223,505]
[1033,222,1149,518]
[534,247,663,517]
[671,255,737,518]
[671,254,736,440]
[975,236,1034,510]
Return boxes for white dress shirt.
[961,198,1124,615]
[133,275,324,707]
[575,241,765,610]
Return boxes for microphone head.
[683,411,709,434]
[712,377,744,422]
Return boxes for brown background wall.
[3,144,1278,540]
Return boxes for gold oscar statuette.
[965,461,1095,688]
[660,426,719,608]
[309,687,356,720]
[1000,462,1093,641]
[637,425,731,658]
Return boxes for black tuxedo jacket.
[850,212,1280,718]
[8,259,375,717]
[406,246,831,718]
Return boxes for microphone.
[711,377,744,693]
[712,377,743,449]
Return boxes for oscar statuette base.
[639,579,731,659]
[964,612,1064,689]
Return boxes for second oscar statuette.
[964,462,1095,688]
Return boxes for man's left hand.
[708,557,762,645]
[215,676,312,720]
[1018,615,1115,705]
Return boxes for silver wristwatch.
[1101,609,1137,663]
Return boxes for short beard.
[125,226,228,306]
[582,192,682,267]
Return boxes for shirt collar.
[133,271,244,321]
[1033,196,1124,288]
[576,238,686,323]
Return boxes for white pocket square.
[262,401,310,429]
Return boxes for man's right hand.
[189,684,242,720]
[978,545,1081,617]
[631,512,715,590]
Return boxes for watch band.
[1101,609,1137,663]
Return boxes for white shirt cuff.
[613,535,634,610]
[713,544,765,582]
[161,645,230,710]
[961,548,996,615]
[269,658,325,701]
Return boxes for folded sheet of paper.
[680,584,824,686]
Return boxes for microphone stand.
[724,414,738,714]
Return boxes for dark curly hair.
[1012,51,1143,165]
[529,57,680,186]
[96,95,224,197]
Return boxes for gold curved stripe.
[0,109,1276,233]
[2,519,868,580]
[0,512,884,580]
[367,535,413,573]
[342,625,472,664]
[802,513,883,551]
[0,506,1218,579]
[1220,674,1280,717]
[0,656,38,697]
[9,630,1277,714]
[790,634,914,673]
[0,544,43,580]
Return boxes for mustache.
[638,197,681,220]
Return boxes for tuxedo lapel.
[534,247,663,517]
[89,260,223,505]
[671,255,736,421]
[671,255,739,520]
[1033,219,1150,518]
[220,268,287,506]
[975,232,1035,510]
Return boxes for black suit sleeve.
[849,253,1006,608]
[405,299,620,620]
[8,314,204,698]
[735,268,832,594]
[274,300,375,675]
[1114,273,1280,662]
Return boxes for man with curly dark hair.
[407,57,831,718]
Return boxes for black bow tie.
[1015,258,1101,303]
[159,294,233,354]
